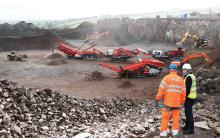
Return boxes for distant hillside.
[31,7,220,29]
[0,21,41,36]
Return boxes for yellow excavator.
[177,32,208,49]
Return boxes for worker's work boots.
[182,125,188,131]
[172,134,179,138]
[183,129,194,134]
[160,131,168,138]
[172,130,179,138]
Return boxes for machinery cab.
[10,51,16,55]
[152,50,163,58]
[152,50,169,61]
[106,49,114,56]
[195,37,208,48]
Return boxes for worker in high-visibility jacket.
[155,64,186,138]
[182,63,197,134]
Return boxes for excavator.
[97,59,165,78]
[171,52,213,69]
[93,47,151,62]
[152,33,208,62]
[177,32,208,49]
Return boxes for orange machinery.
[171,52,213,68]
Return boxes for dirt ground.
[0,41,218,100]
[0,41,175,99]
[0,50,164,99]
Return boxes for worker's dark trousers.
[184,99,195,130]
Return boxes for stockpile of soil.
[0,30,64,52]
[46,53,64,59]
[46,59,67,66]
[85,71,105,81]
[118,80,134,88]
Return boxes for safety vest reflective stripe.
[160,85,165,89]
[166,89,182,93]
[183,87,186,91]
[159,80,167,89]
[167,85,182,89]
[161,80,167,85]
[185,74,197,99]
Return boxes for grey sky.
[0,0,220,21]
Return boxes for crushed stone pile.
[118,80,134,88]
[85,71,105,81]
[0,80,219,137]
[196,67,220,94]
[0,80,143,137]
[46,53,64,59]
[192,93,220,136]
[46,59,68,66]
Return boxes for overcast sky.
[0,0,220,21]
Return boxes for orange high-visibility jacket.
[156,71,186,107]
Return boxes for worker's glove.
[180,104,184,109]
[155,100,159,108]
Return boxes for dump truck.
[152,48,184,62]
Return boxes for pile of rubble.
[46,53,64,59]
[0,79,219,137]
[196,67,220,94]
[118,80,134,88]
[46,58,68,66]
[85,71,105,81]
[192,93,220,135]
[0,79,153,137]
[45,53,68,66]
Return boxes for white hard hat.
[182,63,192,70]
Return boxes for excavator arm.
[181,32,199,43]
[171,52,213,68]
[182,52,213,64]
[177,32,200,49]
